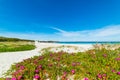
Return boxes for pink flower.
[62,72,67,78]
[84,78,89,80]
[102,74,106,77]
[13,71,19,76]
[63,71,67,74]
[117,72,120,75]
[115,58,120,61]
[50,53,53,57]
[71,69,75,74]
[17,76,22,80]
[63,71,67,76]
[18,69,23,73]
[6,78,11,80]
[16,64,20,68]
[11,78,17,80]
[76,62,80,65]
[103,54,107,57]
[20,65,25,70]
[48,64,53,67]
[34,74,40,79]
[38,65,42,69]
[97,74,102,79]
[72,62,76,66]
[112,69,116,73]
[34,60,38,64]
[56,57,60,61]
[39,56,44,60]
[35,69,39,73]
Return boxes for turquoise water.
[57,42,120,44]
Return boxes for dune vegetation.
[0,37,34,42]
[0,37,35,52]
[3,45,120,80]
[0,41,35,52]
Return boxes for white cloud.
[0,24,120,41]
[90,25,120,37]
[51,27,81,37]
[51,25,120,39]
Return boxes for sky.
[0,0,120,41]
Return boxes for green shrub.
[4,47,120,80]
[0,42,35,52]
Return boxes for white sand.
[0,41,93,77]
[40,43,93,53]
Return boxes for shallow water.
[57,41,120,44]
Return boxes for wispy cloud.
[51,25,120,38]
[92,25,120,37]
[51,25,120,41]
[0,25,120,41]
[51,27,81,37]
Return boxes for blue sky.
[0,0,120,41]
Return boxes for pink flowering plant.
[2,47,120,80]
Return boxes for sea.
[57,41,120,45]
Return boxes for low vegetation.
[0,36,35,52]
[3,45,120,80]
[0,41,35,52]
[0,36,34,42]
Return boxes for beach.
[0,42,93,77]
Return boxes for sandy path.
[0,41,42,77]
[0,42,93,77]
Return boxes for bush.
[4,47,120,80]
